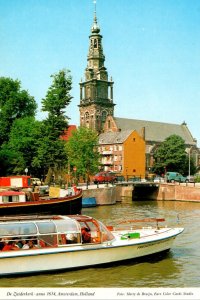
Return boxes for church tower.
[79,3,115,133]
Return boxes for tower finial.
[93,0,97,15]
[93,0,97,21]
[91,0,100,33]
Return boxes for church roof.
[99,130,134,144]
[113,117,196,145]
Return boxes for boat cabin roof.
[0,214,92,222]
[0,191,25,196]
[0,215,114,244]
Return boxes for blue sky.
[1,0,200,146]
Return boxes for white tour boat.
[0,214,184,276]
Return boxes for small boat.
[82,197,97,208]
[0,214,184,276]
[0,188,82,216]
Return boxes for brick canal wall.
[82,186,118,205]
[82,184,200,204]
[157,183,200,202]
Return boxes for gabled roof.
[99,130,134,145]
[113,117,196,145]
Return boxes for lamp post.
[73,166,77,185]
[188,147,192,178]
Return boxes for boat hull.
[0,191,82,216]
[82,197,97,208]
[0,228,183,276]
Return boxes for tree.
[41,69,72,138]
[0,117,43,176]
[65,127,100,184]
[32,137,68,184]
[152,134,195,175]
[33,69,72,183]
[0,77,37,146]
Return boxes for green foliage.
[152,134,195,175]
[40,69,72,146]
[66,127,100,182]
[195,175,200,183]
[0,77,37,146]
[42,69,72,115]
[33,69,73,182]
[0,70,72,178]
[32,137,67,172]
[0,117,42,176]
[41,69,72,138]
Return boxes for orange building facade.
[98,130,145,179]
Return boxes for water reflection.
[0,200,199,287]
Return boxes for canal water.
[0,200,200,288]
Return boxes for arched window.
[94,39,98,48]
[85,112,89,120]
[102,111,107,122]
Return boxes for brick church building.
[78,6,199,177]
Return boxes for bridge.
[116,181,160,200]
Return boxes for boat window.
[39,234,57,247]
[54,219,79,233]
[0,222,37,237]
[2,195,20,203]
[36,222,56,234]
[79,221,100,243]
[98,221,115,241]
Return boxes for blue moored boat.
[82,197,97,208]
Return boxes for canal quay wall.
[157,183,200,202]
[82,185,118,205]
[82,183,200,204]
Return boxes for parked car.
[186,175,195,183]
[153,176,165,183]
[128,176,141,182]
[115,175,125,182]
[166,172,188,183]
[93,172,117,184]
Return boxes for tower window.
[94,39,98,48]
[102,111,107,121]
[85,112,89,120]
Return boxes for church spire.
[91,0,100,34]
[79,1,115,133]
